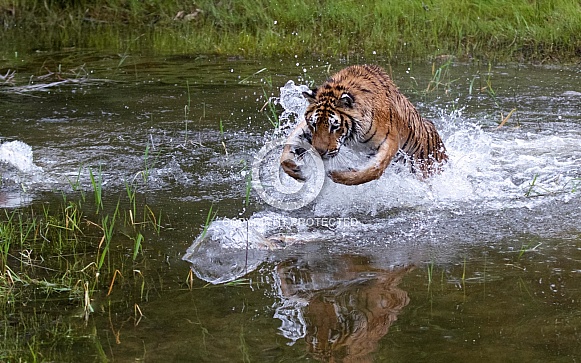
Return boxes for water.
[1,53,580,361]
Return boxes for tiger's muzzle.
[315,147,339,159]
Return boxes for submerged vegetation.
[0,63,113,94]
[0,0,580,62]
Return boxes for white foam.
[278,80,310,128]
[0,140,42,173]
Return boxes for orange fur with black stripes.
[280,64,448,185]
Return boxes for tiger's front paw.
[281,158,306,182]
[328,168,358,185]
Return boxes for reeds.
[0,165,164,360]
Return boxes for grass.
[523,172,580,198]
[200,203,217,240]
[0,166,164,361]
[184,80,192,145]
[424,59,455,93]
[262,89,281,129]
[0,0,580,62]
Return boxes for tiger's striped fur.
[280,64,448,186]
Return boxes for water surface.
[1,52,580,362]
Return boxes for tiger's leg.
[280,120,310,181]
[329,133,399,185]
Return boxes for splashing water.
[0,140,46,208]
[0,140,42,174]
[278,80,310,130]
[186,79,581,283]
[183,218,273,284]
[274,81,581,215]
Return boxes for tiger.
[274,256,413,362]
[280,64,448,186]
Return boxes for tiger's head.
[302,88,357,159]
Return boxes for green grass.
[262,89,281,129]
[524,174,580,197]
[184,80,192,145]
[0,164,165,360]
[0,0,580,62]
[200,203,217,240]
[0,307,106,362]
[89,166,103,213]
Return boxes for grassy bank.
[0,0,580,62]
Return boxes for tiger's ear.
[339,93,354,108]
[302,89,317,103]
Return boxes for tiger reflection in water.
[273,255,413,363]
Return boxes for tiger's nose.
[314,146,328,158]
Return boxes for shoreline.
[0,0,580,63]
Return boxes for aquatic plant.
[426,261,434,286]
[239,160,252,208]
[0,163,166,360]
[497,108,518,128]
[238,67,268,85]
[67,165,86,201]
[124,179,138,223]
[425,60,456,94]
[239,326,252,363]
[524,174,581,197]
[261,89,281,129]
[219,118,228,155]
[184,80,192,145]
[132,233,144,261]
[95,201,119,273]
[200,203,217,240]
[141,143,153,184]
[0,69,15,85]
[0,65,112,95]
[89,166,103,213]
